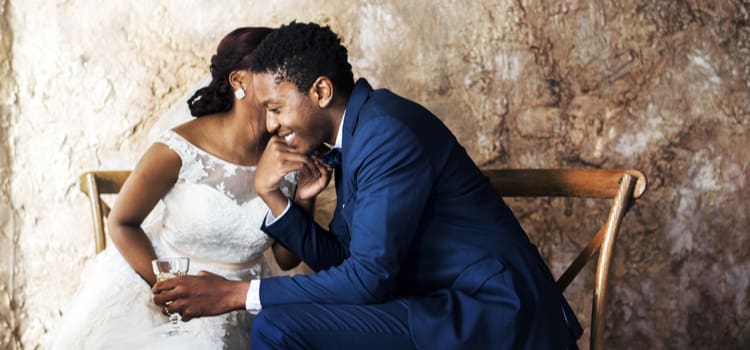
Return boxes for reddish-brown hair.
[188,27,273,117]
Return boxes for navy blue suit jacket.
[261,79,582,349]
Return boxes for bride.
[49,27,305,349]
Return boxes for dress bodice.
[152,130,296,276]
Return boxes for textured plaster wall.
[1,0,18,346]
[0,1,747,349]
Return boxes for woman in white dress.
[50,27,306,349]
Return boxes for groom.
[155,21,582,349]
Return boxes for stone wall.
[0,1,747,349]
[0,0,18,347]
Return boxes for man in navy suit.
[155,21,582,349]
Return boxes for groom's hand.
[255,135,321,216]
[152,271,249,321]
[296,155,331,200]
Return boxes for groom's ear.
[309,77,333,109]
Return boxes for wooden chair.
[482,168,647,350]
[78,170,131,253]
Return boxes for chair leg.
[591,174,636,350]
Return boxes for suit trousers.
[251,299,416,350]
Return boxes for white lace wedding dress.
[50,130,296,350]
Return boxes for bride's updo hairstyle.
[188,27,273,117]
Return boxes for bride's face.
[231,72,269,141]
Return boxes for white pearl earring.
[234,87,246,100]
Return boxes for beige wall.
[1,0,17,345]
[1,1,748,349]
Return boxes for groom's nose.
[266,114,280,134]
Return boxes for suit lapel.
[342,78,372,151]
[339,79,373,204]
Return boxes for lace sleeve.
[154,131,207,183]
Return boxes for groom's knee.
[251,308,299,349]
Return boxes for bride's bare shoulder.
[170,115,221,146]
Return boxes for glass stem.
[170,313,180,333]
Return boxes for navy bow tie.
[322,148,342,169]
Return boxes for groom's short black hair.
[250,21,355,95]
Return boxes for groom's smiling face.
[254,72,332,155]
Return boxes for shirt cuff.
[264,199,292,226]
[245,279,262,315]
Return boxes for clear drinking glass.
[152,257,190,336]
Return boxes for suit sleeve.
[260,116,433,306]
[261,201,349,272]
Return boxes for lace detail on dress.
[157,130,297,205]
[157,131,263,204]
[280,171,298,199]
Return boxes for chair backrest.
[482,168,647,350]
[78,170,131,253]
